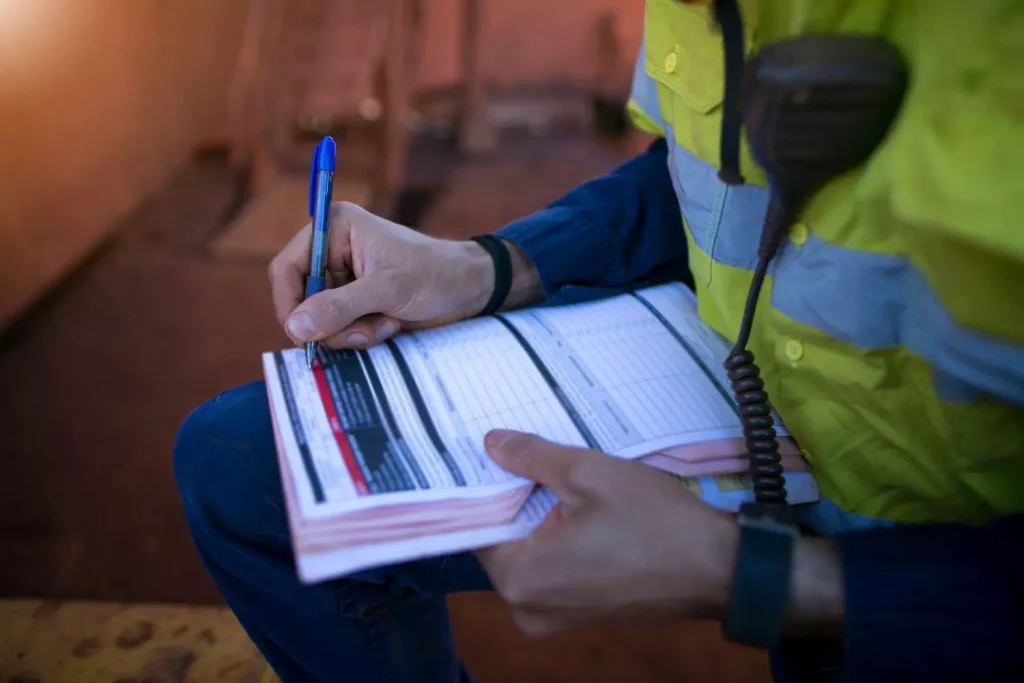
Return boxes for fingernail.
[485,429,514,450]
[287,313,317,341]
[376,321,397,339]
[346,332,369,346]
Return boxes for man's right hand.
[269,202,539,349]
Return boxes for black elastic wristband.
[722,503,799,648]
[470,235,513,316]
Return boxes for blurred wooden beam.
[225,0,282,170]
[224,0,420,213]
[374,0,413,216]
[458,0,496,155]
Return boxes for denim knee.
[173,380,288,542]
[172,380,491,619]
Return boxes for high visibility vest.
[628,0,1024,523]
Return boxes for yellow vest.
[627,0,1024,524]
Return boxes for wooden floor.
[0,600,264,683]
[0,598,767,683]
[0,132,770,682]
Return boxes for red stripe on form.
[312,360,369,496]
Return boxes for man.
[173,1,1023,681]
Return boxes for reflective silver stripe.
[774,235,1024,405]
[663,122,1024,406]
[668,142,768,272]
[629,39,666,131]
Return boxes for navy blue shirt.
[494,137,1024,682]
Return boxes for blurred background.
[0,0,768,680]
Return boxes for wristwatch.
[722,502,800,648]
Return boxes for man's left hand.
[475,430,740,637]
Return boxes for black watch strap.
[722,502,800,648]
[470,235,512,316]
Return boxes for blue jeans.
[174,380,490,682]
[174,381,889,683]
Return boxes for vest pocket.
[669,146,770,287]
[667,142,720,285]
[643,0,726,114]
[709,180,771,274]
[643,0,770,287]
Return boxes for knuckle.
[515,615,551,639]
[498,563,544,607]
[332,200,361,222]
[501,434,537,467]
[267,256,286,280]
[500,574,533,606]
[502,432,529,453]
[309,296,346,326]
[324,296,351,323]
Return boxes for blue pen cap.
[308,136,337,216]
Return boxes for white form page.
[498,284,750,458]
[265,283,758,518]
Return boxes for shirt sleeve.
[836,512,1024,682]
[493,136,690,304]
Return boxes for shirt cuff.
[836,523,1020,682]
[494,207,624,300]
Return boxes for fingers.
[476,499,564,575]
[285,272,403,344]
[475,538,526,582]
[484,430,603,502]
[268,223,312,327]
[268,202,354,328]
[319,314,403,349]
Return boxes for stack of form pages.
[263,283,818,583]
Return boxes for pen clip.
[308,139,321,218]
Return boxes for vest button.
[790,222,809,246]
[664,51,678,74]
[785,339,805,362]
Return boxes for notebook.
[263,282,817,583]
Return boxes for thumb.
[484,430,595,501]
[286,272,401,343]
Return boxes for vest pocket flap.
[644,0,725,114]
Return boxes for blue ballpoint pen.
[304,136,337,368]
